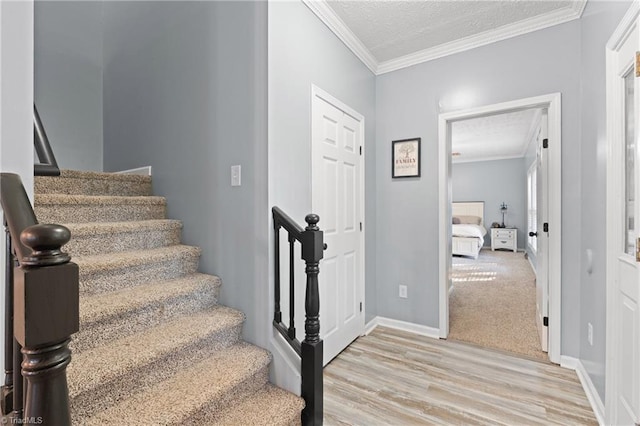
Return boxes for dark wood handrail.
[1,173,78,424]
[0,175,37,263]
[272,206,324,426]
[33,105,60,177]
[272,206,304,240]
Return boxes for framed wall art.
[392,138,421,178]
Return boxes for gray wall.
[452,158,527,248]
[102,1,269,350]
[268,1,377,323]
[35,1,103,171]
[0,0,35,370]
[579,0,631,401]
[375,21,582,355]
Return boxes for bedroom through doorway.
[442,98,556,362]
[449,108,548,360]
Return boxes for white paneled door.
[607,8,640,425]
[311,87,364,366]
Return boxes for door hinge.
[543,316,549,327]
[636,51,640,77]
[360,302,362,312]
[543,223,549,233]
[359,146,362,155]
[542,138,549,149]
[360,222,363,231]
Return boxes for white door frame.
[438,93,562,364]
[605,2,640,423]
[310,85,366,347]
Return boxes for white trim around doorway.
[438,93,562,364]
[604,2,640,423]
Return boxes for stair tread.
[35,170,153,197]
[74,244,201,273]
[68,306,246,398]
[46,169,151,183]
[83,342,272,425]
[35,193,166,205]
[201,384,304,425]
[65,219,182,236]
[79,272,220,325]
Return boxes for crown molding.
[375,0,587,75]
[304,0,586,76]
[452,154,525,165]
[302,0,378,74]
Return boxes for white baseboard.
[560,355,579,369]
[365,316,440,339]
[364,317,378,335]
[269,333,301,395]
[560,356,605,425]
[527,255,536,276]
[114,166,152,176]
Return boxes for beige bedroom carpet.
[449,249,547,361]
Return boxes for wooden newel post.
[300,214,324,426]
[14,224,79,426]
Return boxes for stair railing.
[272,207,324,426]
[1,173,78,425]
[33,105,60,177]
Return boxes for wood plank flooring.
[324,327,596,425]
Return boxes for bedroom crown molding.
[303,0,587,76]
[452,153,526,165]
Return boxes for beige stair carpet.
[34,169,303,425]
[449,249,546,361]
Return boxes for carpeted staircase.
[34,169,303,425]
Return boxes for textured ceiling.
[451,108,542,163]
[327,0,579,63]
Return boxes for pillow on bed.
[452,217,461,224]
[455,215,482,225]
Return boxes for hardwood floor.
[324,327,596,425]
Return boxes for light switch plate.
[399,285,407,298]
[231,165,241,187]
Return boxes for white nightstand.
[491,228,517,252]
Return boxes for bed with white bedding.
[452,202,487,259]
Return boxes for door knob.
[529,231,538,237]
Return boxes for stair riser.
[79,256,200,295]
[184,367,270,426]
[35,204,166,223]
[35,176,152,197]
[70,323,245,422]
[65,228,181,257]
[74,284,220,354]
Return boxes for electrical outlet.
[399,285,408,298]
[588,322,593,346]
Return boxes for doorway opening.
[438,93,562,364]
[448,108,546,360]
